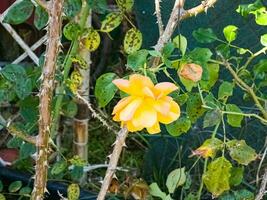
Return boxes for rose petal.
[129,74,154,96]
[132,101,157,128]
[154,82,178,98]
[158,100,180,124]
[127,121,144,132]
[112,96,134,114]
[147,122,161,134]
[119,97,143,121]
[112,79,131,94]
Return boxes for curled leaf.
[71,55,88,69]
[193,138,223,158]
[179,63,203,82]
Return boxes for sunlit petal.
[153,97,172,115]
[154,82,178,98]
[132,101,157,128]
[112,96,134,114]
[147,122,161,134]
[119,97,143,121]
[143,87,155,99]
[158,100,180,124]
[127,121,144,132]
[112,79,131,94]
[129,74,154,96]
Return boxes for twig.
[76,94,117,132]
[257,138,267,185]
[223,61,267,120]
[6,125,36,145]
[97,127,128,200]
[154,0,217,51]
[154,0,164,36]
[31,0,63,199]
[256,168,267,200]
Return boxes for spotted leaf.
[124,28,143,54]
[81,28,101,52]
[100,12,123,33]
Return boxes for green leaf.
[179,77,196,92]
[193,138,223,158]
[173,34,187,56]
[68,183,80,200]
[8,181,22,193]
[95,73,118,107]
[192,28,217,43]
[0,194,5,200]
[236,0,263,17]
[203,109,221,128]
[81,28,101,52]
[165,194,173,200]
[229,167,244,186]
[7,137,23,148]
[185,193,197,200]
[162,42,175,58]
[253,8,267,26]
[34,6,48,30]
[149,183,167,199]
[148,50,161,57]
[15,78,32,100]
[237,48,249,55]
[166,117,191,137]
[127,49,148,70]
[233,189,254,200]
[226,140,257,165]
[63,22,81,41]
[116,0,134,12]
[100,12,123,32]
[71,166,84,181]
[1,64,26,82]
[186,93,206,123]
[166,167,186,194]
[189,48,213,64]
[62,101,78,118]
[19,186,32,196]
[124,28,143,54]
[225,104,243,127]
[203,157,232,197]
[19,142,36,159]
[200,63,219,91]
[260,34,267,46]
[216,44,230,58]
[218,81,233,100]
[87,0,108,14]
[223,25,238,43]
[64,0,82,18]
[3,0,34,25]
[51,160,68,175]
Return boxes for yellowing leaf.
[81,28,101,52]
[200,63,219,91]
[124,28,143,54]
[193,138,223,158]
[116,0,134,12]
[203,157,232,197]
[226,140,257,165]
[100,12,123,33]
[70,70,83,86]
[67,184,80,200]
[71,55,88,69]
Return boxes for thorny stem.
[7,125,36,145]
[255,168,267,200]
[31,0,63,199]
[154,0,164,36]
[154,0,217,51]
[97,127,128,200]
[51,3,90,138]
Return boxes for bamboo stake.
[31,0,63,199]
